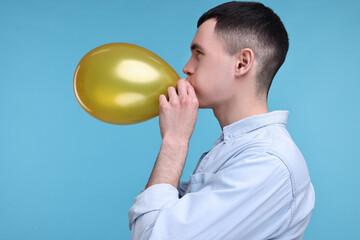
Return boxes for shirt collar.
[220,110,289,141]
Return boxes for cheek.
[193,59,224,94]
[210,63,233,97]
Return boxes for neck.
[212,95,269,130]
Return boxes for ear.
[235,48,255,77]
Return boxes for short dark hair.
[198,1,289,97]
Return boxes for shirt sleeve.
[178,181,189,198]
[128,152,294,240]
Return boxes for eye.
[196,50,203,55]
[195,50,203,59]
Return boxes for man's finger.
[159,94,168,104]
[187,83,197,98]
[167,86,178,102]
[177,79,187,97]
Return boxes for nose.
[183,58,194,76]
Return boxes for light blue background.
[1,0,359,239]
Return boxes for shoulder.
[264,126,312,195]
[222,125,311,193]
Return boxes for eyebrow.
[190,43,205,52]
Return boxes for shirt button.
[224,136,230,141]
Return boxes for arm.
[128,78,199,239]
[145,136,189,190]
[145,78,199,190]
[129,152,294,240]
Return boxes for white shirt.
[128,111,315,240]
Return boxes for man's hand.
[159,78,199,143]
[145,79,199,190]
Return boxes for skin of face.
[183,19,237,109]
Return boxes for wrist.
[162,135,189,147]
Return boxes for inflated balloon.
[73,43,179,124]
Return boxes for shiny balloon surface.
[73,43,179,124]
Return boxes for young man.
[129,1,315,239]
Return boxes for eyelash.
[191,50,202,59]
[196,50,203,56]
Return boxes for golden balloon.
[73,43,179,124]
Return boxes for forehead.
[191,19,223,51]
